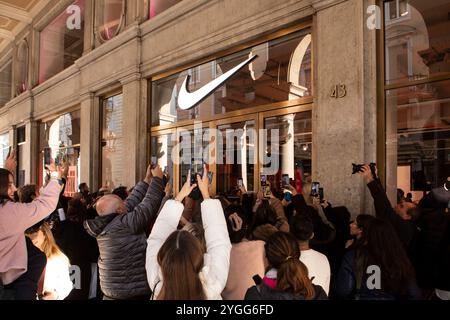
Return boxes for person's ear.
[309,232,314,240]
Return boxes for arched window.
[15,39,29,96]
[96,0,125,42]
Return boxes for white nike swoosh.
[178,54,258,110]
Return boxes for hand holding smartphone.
[311,181,320,197]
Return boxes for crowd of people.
[1,150,449,300]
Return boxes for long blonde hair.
[36,223,69,263]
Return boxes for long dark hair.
[265,232,315,299]
[157,230,206,300]
[0,168,13,205]
[355,218,416,296]
[249,200,277,235]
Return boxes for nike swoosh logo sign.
[178,54,258,110]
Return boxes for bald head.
[96,194,127,216]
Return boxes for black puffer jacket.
[84,178,164,299]
[245,283,327,300]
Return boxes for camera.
[352,162,377,178]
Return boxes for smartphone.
[311,181,320,197]
[7,146,11,158]
[262,185,271,198]
[260,175,267,185]
[282,174,290,187]
[44,147,52,166]
[181,175,187,185]
[237,178,243,188]
[319,187,324,202]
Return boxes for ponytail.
[277,258,315,300]
[265,232,316,300]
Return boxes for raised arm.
[146,199,184,291]
[269,195,289,232]
[121,165,165,234]
[146,176,196,291]
[360,165,398,222]
[197,165,232,292]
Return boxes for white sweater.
[146,199,231,300]
[43,255,73,300]
[300,248,331,295]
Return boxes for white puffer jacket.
[146,199,231,300]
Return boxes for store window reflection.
[149,0,183,19]
[0,133,9,168]
[15,40,29,96]
[0,61,12,107]
[216,120,255,195]
[39,0,85,84]
[384,0,450,85]
[177,128,211,190]
[97,0,124,41]
[102,94,124,190]
[39,111,81,197]
[386,80,450,203]
[263,111,312,196]
[152,29,312,127]
[151,133,175,185]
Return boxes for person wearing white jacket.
[146,165,231,300]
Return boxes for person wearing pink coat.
[0,151,62,299]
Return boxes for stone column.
[83,0,95,55]
[313,0,377,217]
[24,120,39,185]
[80,92,100,191]
[120,76,147,188]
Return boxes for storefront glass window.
[216,120,255,194]
[0,133,10,168]
[386,79,450,203]
[177,127,210,190]
[15,40,29,96]
[102,94,124,190]
[97,0,124,41]
[263,111,312,196]
[152,29,312,127]
[39,110,81,196]
[16,126,26,187]
[384,0,450,85]
[0,61,12,106]
[148,0,183,19]
[151,133,175,186]
[39,0,85,84]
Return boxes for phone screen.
[282,174,289,186]
[44,147,52,166]
[260,175,267,185]
[262,185,271,198]
[319,187,324,200]
[311,182,320,196]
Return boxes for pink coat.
[0,180,61,285]
[221,240,267,300]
